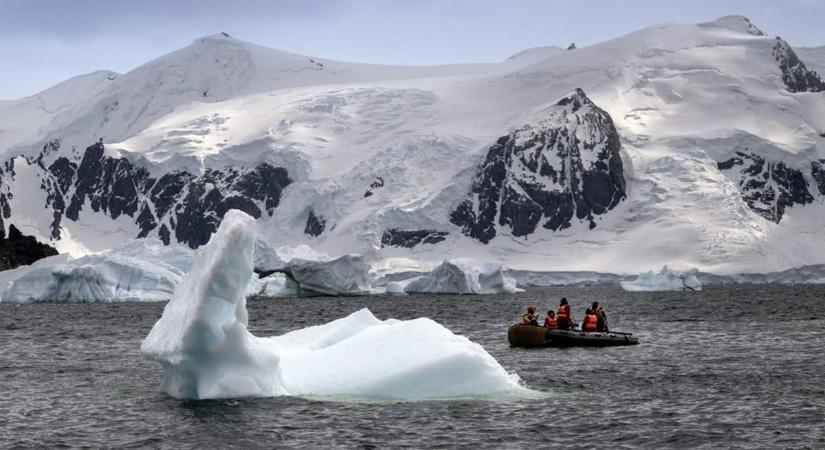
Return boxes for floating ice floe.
[620,265,702,292]
[141,210,527,400]
[1,239,192,303]
[285,254,374,296]
[404,261,521,295]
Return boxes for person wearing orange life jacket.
[522,305,539,326]
[591,301,609,332]
[543,310,558,328]
[582,308,599,332]
[556,298,573,330]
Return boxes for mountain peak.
[195,32,235,43]
[704,15,766,36]
[554,88,592,109]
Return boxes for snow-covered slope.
[1,16,824,275]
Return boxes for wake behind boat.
[507,324,639,348]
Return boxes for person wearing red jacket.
[582,308,599,332]
[556,298,572,330]
[543,310,558,328]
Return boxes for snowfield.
[0,15,824,278]
[141,211,528,400]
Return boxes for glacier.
[621,266,703,292]
[1,239,192,303]
[141,210,527,400]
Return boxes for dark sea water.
[1,285,824,449]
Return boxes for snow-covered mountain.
[1,16,824,275]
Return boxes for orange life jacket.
[544,316,557,328]
[582,313,598,332]
[557,304,571,320]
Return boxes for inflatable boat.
[507,324,639,348]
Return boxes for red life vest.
[582,313,598,332]
[544,316,557,328]
[557,304,571,320]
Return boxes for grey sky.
[1,0,823,100]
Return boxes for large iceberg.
[285,254,373,296]
[2,239,192,303]
[404,261,520,295]
[0,254,72,300]
[142,210,526,400]
[620,266,702,292]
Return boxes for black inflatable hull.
[507,324,639,348]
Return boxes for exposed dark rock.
[0,224,59,270]
[158,224,171,246]
[718,151,813,222]
[567,43,576,50]
[717,157,741,171]
[381,229,448,248]
[136,205,157,238]
[451,88,626,243]
[772,38,825,93]
[364,177,384,198]
[65,142,154,221]
[811,160,825,196]
[304,210,326,237]
[10,142,292,249]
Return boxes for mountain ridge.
[1,15,824,275]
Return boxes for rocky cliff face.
[772,38,825,93]
[450,89,626,243]
[0,225,58,270]
[381,229,448,248]
[717,151,813,222]
[2,141,292,248]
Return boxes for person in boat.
[522,305,539,326]
[543,309,557,328]
[556,298,573,330]
[582,308,599,332]
[591,301,609,332]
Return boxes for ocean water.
[1,285,824,449]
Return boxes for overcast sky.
[1,0,823,100]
